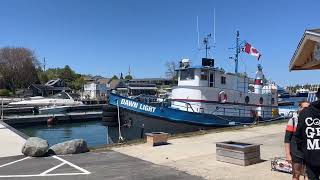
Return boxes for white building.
[82,82,107,100]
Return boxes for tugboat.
[109,32,279,127]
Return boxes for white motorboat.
[9,92,83,109]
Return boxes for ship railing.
[212,106,274,118]
[170,100,274,118]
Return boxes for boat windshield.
[180,69,195,80]
[50,92,70,99]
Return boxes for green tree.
[37,68,49,84]
[111,75,118,80]
[125,75,133,80]
[59,65,77,85]
[71,76,86,90]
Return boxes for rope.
[116,100,124,142]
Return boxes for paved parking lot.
[0,151,202,180]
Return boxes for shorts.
[292,155,304,164]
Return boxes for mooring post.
[140,123,145,139]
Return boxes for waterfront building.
[129,78,173,87]
[29,78,71,97]
[82,78,108,100]
[290,28,320,102]
[289,29,320,70]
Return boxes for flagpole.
[235,30,240,74]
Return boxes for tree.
[37,68,49,84]
[111,75,118,80]
[71,76,86,90]
[165,61,178,83]
[0,47,39,94]
[125,75,133,80]
[60,65,77,84]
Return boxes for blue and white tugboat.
[109,32,279,129]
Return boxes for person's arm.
[284,118,294,162]
[294,113,305,151]
[284,130,292,163]
[284,143,292,163]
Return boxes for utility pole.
[43,57,46,71]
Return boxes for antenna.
[197,16,200,49]
[213,8,216,44]
[128,65,131,76]
[203,34,211,58]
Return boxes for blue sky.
[0,0,319,86]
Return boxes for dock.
[3,111,102,125]
[0,122,26,158]
[112,122,290,180]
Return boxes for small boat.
[295,88,309,97]
[38,105,71,114]
[9,92,83,107]
[9,92,83,114]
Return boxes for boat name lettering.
[120,99,156,113]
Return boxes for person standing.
[295,89,320,180]
[285,101,310,180]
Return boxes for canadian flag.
[244,42,261,60]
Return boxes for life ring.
[218,91,227,103]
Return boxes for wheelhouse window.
[180,69,195,80]
[200,69,208,80]
[221,76,226,84]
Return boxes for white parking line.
[52,155,91,175]
[0,155,91,178]
[40,162,65,175]
[0,157,30,168]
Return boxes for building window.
[200,69,208,80]
[180,69,195,80]
[221,76,226,84]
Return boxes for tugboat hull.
[109,93,263,127]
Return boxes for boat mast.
[203,34,211,58]
[235,31,240,74]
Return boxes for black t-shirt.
[295,101,320,166]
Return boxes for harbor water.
[14,120,130,147]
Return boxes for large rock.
[22,137,49,157]
[50,139,89,155]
